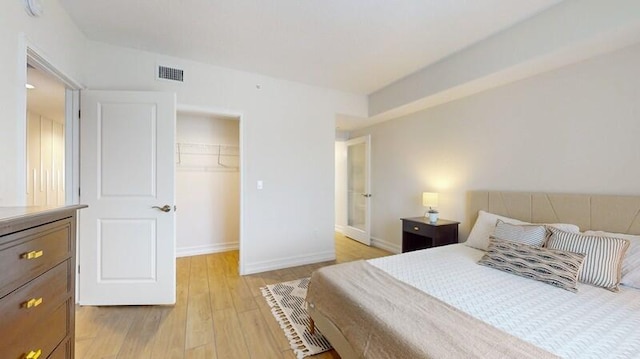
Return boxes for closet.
[26,112,65,206]
[176,112,240,256]
[26,64,66,207]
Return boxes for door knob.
[362,193,372,198]
[152,205,172,212]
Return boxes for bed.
[307,191,640,358]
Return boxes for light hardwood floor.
[75,233,391,359]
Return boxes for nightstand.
[401,217,460,253]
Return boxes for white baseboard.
[371,236,401,254]
[176,242,239,258]
[242,251,336,275]
[334,224,345,233]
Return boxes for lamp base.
[426,212,439,223]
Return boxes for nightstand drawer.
[402,221,432,237]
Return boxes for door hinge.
[77,265,80,274]
[78,109,81,119]
[78,187,81,196]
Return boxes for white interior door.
[79,90,176,305]
[343,135,371,245]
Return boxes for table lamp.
[422,192,439,223]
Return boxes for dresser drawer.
[48,339,71,359]
[0,299,70,359]
[0,261,71,345]
[0,222,71,298]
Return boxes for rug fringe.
[261,286,311,359]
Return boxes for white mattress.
[368,244,640,359]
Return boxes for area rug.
[261,278,332,358]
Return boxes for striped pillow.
[493,220,547,247]
[479,238,585,292]
[585,231,640,290]
[547,228,630,291]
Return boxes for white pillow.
[465,211,527,251]
[465,210,581,251]
[585,230,640,290]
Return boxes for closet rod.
[176,142,239,156]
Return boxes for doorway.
[25,64,66,206]
[176,111,241,257]
[25,47,82,206]
[342,135,371,245]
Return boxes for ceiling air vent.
[157,65,184,82]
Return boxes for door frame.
[23,38,84,206]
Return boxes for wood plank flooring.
[75,233,391,359]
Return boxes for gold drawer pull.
[25,349,42,359]
[23,297,44,309]
[21,250,44,260]
[413,226,420,231]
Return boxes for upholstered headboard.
[467,191,640,235]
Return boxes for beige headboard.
[467,191,640,235]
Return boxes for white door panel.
[79,90,176,305]
[99,103,157,196]
[343,135,371,245]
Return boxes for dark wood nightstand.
[401,217,460,253]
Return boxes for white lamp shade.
[422,192,438,208]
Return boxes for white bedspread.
[368,244,640,359]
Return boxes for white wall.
[176,113,240,256]
[0,0,84,205]
[82,41,368,273]
[352,42,640,252]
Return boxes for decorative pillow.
[465,211,528,251]
[585,230,640,290]
[493,220,547,247]
[465,210,581,251]
[547,228,630,291]
[478,238,585,292]
[544,223,581,233]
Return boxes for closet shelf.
[176,142,240,171]
[176,165,238,173]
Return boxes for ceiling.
[27,66,66,123]
[58,0,562,95]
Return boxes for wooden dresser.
[0,205,85,359]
